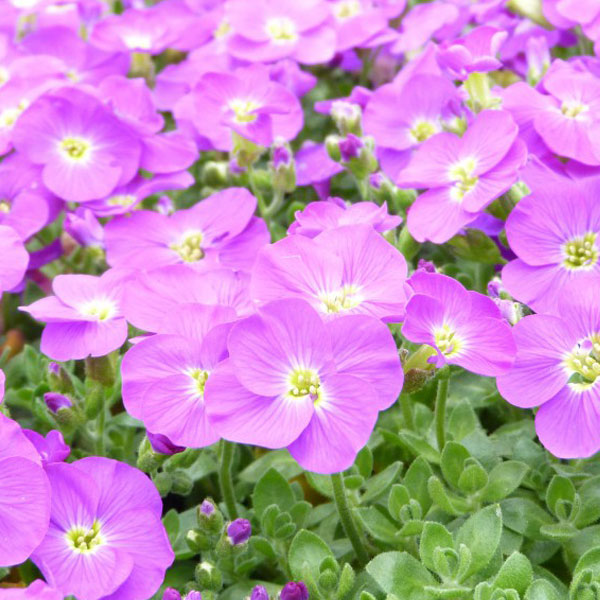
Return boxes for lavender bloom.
[205,298,402,474]
[295,142,344,196]
[23,429,70,466]
[0,579,62,599]
[121,305,234,448]
[398,110,527,243]
[288,198,401,237]
[402,272,517,376]
[64,208,105,249]
[503,174,600,314]
[0,224,28,292]
[31,457,174,600]
[20,271,128,361]
[437,25,508,80]
[497,282,600,458]
[0,369,4,404]
[163,589,182,600]
[227,518,252,545]
[105,188,269,273]
[251,585,270,600]
[12,87,141,202]
[174,65,303,151]
[251,225,408,322]
[329,0,392,52]
[280,582,309,600]
[226,0,336,65]
[0,414,50,567]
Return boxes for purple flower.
[205,298,403,474]
[185,592,202,600]
[0,413,50,567]
[251,585,270,600]
[0,579,62,599]
[338,134,364,162]
[226,0,336,65]
[288,198,401,237]
[12,88,141,202]
[280,582,309,600]
[104,188,268,273]
[502,62,600,166]
[147,432,186,455]
[329,0,392,52]
[503,174,600,313]
[437,25,508,80]
[120,265,252,334]
[0,224,28,292]
[227,518,252,545]
[44,392,72,413]
[295,142,344,195]
[174,65,303,151]
[0,368,4,404]
[31,457,174,600]
[121,305,234,448]
[497,282,600,458]
[64,208,105,249]
[402,272,516,376]
[23,429,70,466]
[20,270,128,361]
[398,110,527,243]
[200,499,216,516]
[251,225,408,322]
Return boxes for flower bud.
[186,528,211,552]
[197,498,224,534]
[280,582,309,600]
[203,161,229,187]
[171,471,194,496]
[338,134,363,163]
[195,561,222,591]
[163,588,182,600]
[157,195,174,215]
[63,208,104,249]
[270,140,296,194]
[331,100,362,136]
[153,472,173,497]
[147,432,185,455]
[44,392,72,413]
[250,585,269,600]
[185,592,202,600]
[227,518,252,545]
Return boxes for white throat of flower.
[562,232,598,271]
[170,231,205,263]
[58,136,93,164]
[448,157,478,202]
[334,0,362,20]
[433,323,463,358]
[319,284,363,314]
[79,298,117,321]
[66,520,104,554]
[564,335,600,390]
[288,367,322,405]
[264,17,298,45]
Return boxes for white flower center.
[79,298,117,321]
[265,17,298,44]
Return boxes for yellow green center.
[561,100,588,119]
[410,120,437,143]
[188,368,209,396]
[565,336,600,387]
[449,158,478,201]
[229,98,260,124]
[319,285,362,314]
[334,0,361,19]
[107,194,137,208]
[214,19,232,39]
[562,233,598,270]
[289,368,321,402]
[265,17,298,44]
[170,231,204,262]
[0,200,10,213]
[66,520,103,554]
[79,298,116,321]
[434,324,462,357]
[60,137,90,161]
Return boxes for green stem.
[219,440,238,519]
[400,392,415,430]
[434,369,451,451]
[330,472,369,567]
[248,167,267,218]
[95,396,106,456]
[264,188,285,219]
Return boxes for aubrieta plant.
[5,0,600,599]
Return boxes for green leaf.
[288,530,335,580]
[447,401,479,441]
[493,552,533,596]
[441,442,471,489]
[428,476,468,516]
[447,229,504,264]
[540,522,577,541]
[356,507,399,546]
[501,498,554,541]
[253,468,295,518]
[388,484,411,522]
[366,552,435,600]
[457,459,488,495]
[250,536,277,560]
[355,445,374,479]
[455,505,503,580]
[162,509,180,547]
[404,457,434,513]
[546,476,576,518]
[239,450,302,483]
[482,461,529,502]
[420,522,454,573]
[361,461,403,505]
[391,430,440,464]
[524,580,562,600]
[576,476,600,528]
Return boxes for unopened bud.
[227,518,252,545]
[280,582,309,600]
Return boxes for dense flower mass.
[3,0,600,598]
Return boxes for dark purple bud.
[44,392,72,413]
[251,585,269,600]
[272,144,292,169]
[369,172,385,189]
[184,592,202,600]
[416,259,436,273]
[280,582,309,600]
[162,588,182,600]
[147,431,185,455]
[200,499,216,516]
[47,362,60,376]
[227,518,252,545]
[338,134,363,162]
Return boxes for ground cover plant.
[2,0,600,598]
